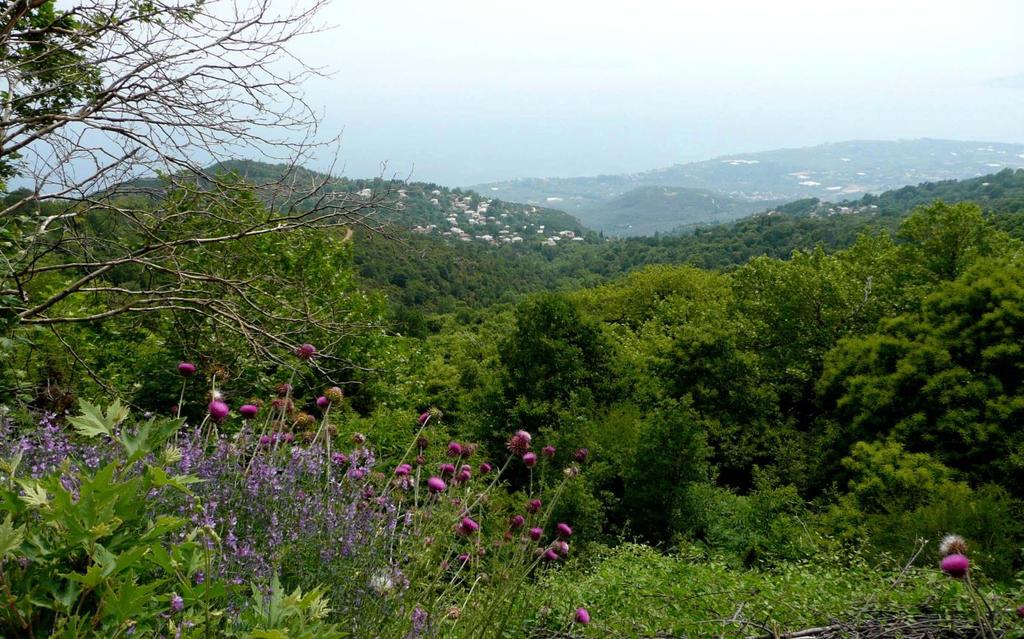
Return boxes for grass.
[530,543,1024,638]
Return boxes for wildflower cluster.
[0,350,595,637]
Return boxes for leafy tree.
[898,201,1016,281]
[499,293,614,411]
[622,399,710,544]
[819,258,1024,491]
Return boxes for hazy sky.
[291,0,1024,185]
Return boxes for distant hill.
[582,186,785,236]
[118,159,590,249]
[473,139,1024,235]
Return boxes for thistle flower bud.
[177,362,197,377]
[542,445,556,458]
[295,343,317,360]
[208,400,229,423]
[456,517,480,536]
[940,553,969,578]
[575,608,590,625]
[324,386,344,403]
[506,430,532,456]
[522,452,538,467]
[239,404,259,419]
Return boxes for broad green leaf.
[0,513,24,558]
[122,417,183,463]
[68,399,129,438]
[17,480,50,507]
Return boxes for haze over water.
[296,0,1024,185]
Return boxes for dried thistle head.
[939,534,968,557]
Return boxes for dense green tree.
[499,293,614,411]
[819,257,1024,491]
[622,399,710,544]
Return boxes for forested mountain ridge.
[354,168,1024,319]
[473,139,1024,235]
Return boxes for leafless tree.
[0,0,391,366]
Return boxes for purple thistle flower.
[575,608,590,625]
[208,400,229,423]
[543,548,559,561]
[555,540,570,556]
[479,462,493,474]
[529,527,543,541]
[556,522,573,538]
[510,514,525,530]
[177,362,197,377]
[395,463,412,477]
[542,445,556,458]
[522,452,538,467]
[527,499,542,514]
[456,517,480,536]
[239,404,259,419]
[941,553,969,578]
[316,396,329,409]
[439,463,456,477]
[427,476,446,493]
[447,442,463,457]
[295,343,317,360]
[573,448,589,462]
[506,430,532,456]
[418,411,431,426]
